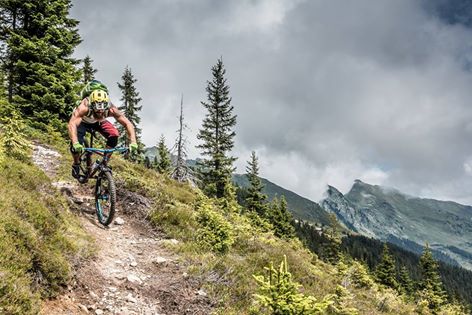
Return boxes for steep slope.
[33,143,213,314]
[321,184,406,239]
[21,138,463,314]
[233,173,332,225]
[321,179,472,269]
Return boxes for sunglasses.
[92,101,109,110]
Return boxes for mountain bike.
[76,131,128,226]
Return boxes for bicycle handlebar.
[84,147,129,154]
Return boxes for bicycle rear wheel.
[94,171,116,226]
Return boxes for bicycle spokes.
[95,171,116,226]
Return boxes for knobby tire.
[95,170,116,226]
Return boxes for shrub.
[252,255,332,314]
[0,107,31,163]
[0,153,91,313]
[350,261,375,289]
[324,285,359,315]
[0,268,40,315]
[196,197,234,254]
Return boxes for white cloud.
[71,0,472,204]
[222,0,300,34]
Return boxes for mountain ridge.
[322,179,472,270]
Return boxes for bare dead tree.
[171,94,195,183]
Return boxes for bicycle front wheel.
[95,171,116,226]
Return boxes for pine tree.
[144,156,151,169]
[253,255,332,313]
[218,177,240,213]
[82,55,97,84]
[398,265,414,296]
[418,244,447,312]
[0,0,81,127]
[323,213,342,264]
[196,58,237,198]
[156,135,171,174]
[375,244,398,289]
[245,151,268,217]
[116,66,142,148]
[267,196,295,239]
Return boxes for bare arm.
[110,106,137,144]
[68,100,88,143]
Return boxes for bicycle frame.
[83,147,128,178]
[77,131,128,183]
[75,131,128,226]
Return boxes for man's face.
[93,109,105,118]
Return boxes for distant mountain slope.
[233,174,332,225]
[321,179,472,270]
[296,219,472,306]
[144,146,333,226]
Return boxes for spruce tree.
[245,151,268,216]
[253,256,331,313]
[0,0,81,127]
[196,58,237,198]
[418,244,447,311]
[116,66,142,148]
[267,196,295,239]
[0,102,30,162]
[323,213,342,264]
[218,177,240,213]
[375,244,398,289]
[398,266,414,296]
[82,55,97,84]
[144,156,151,169]
[156,135,171,174]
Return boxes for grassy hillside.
[113,164,467,313]
[0,115,92,314]
[0,110,467,313]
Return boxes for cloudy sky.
[70,0,472,204]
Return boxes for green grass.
[113,160,470,314]
[0,127,92,314]
[5,123,465,314]
[140,175,392,312]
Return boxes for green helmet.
[80,80,109,100]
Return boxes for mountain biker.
[68,81,138,179]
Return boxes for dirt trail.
[33,143,212,315]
